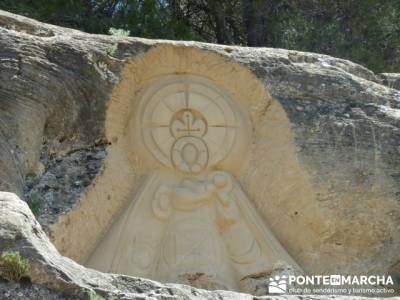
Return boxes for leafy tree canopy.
[1,0,399,72]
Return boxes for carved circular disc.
[140,76,238,172]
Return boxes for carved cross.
[176,112,202,136]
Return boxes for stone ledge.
[2,192,396,299]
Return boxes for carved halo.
[140,76,239,174]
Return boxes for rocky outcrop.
[0,192,253,299]
[0,192,393,299]
[0,9,399,299]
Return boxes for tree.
[0,0,399,72]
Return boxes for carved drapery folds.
[86,76,301,292]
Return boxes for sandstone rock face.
[0,9,399,299]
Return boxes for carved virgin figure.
[152,171,273,289]
[86,76,301,292]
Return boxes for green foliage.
[1,0,399,72]
[106,43,118,56]
[27,192,41,215]
[106,27,130,56]
[87,291,104,300]
[275,0,400,73]
[0,251,30,282]
[387,80,396,89]
[87,291,115,300]
[108,27,130,37]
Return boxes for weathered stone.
[0,279,79,300]
[86,76,302,293]
[23,145,106,229]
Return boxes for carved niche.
[86,75,301,292]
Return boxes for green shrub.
[108,27,130,37]
[0,251,30,282]
[27,193,41,215]
[87,291,115,300]
[106,27,130,56]
[88,291,104,300]
[105,43,118,56]
[387,80,396,89]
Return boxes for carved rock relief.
[86,76,302,293]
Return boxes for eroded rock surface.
[0,192,394,299]
[0,280,79,300]
[24,144,106,228]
